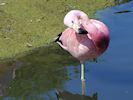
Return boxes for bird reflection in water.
[56,90,97,100]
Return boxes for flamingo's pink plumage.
[56,10,110,62]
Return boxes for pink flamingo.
[55,10,110,94]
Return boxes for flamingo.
[55,10,110,94]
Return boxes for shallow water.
[0,0,133,100]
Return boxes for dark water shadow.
[0,43,79,99]
[0,43,98,100]
[114,10,132,14]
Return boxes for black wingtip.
[54,32,62,42]
[54,32,63,44]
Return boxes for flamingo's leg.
[81,63,85,95]
[81,63,85,81]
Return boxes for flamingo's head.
[64,10,89,34]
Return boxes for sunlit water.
[0,0,133,100]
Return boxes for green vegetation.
[0,0,115,59]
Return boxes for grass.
[0,0,115,59]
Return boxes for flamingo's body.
[55,10,110,95]
[57,10,109,62]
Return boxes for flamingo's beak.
[72,23,88,34]
[72,22,92,39]
[78,28,88,34]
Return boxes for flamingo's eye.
[72,21,74,23]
